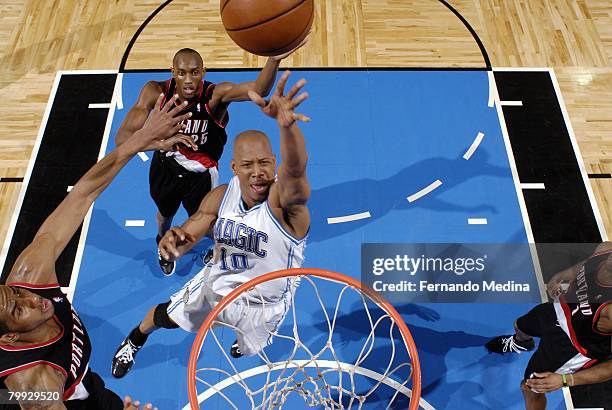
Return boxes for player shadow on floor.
[308,151,509,243]
[269,302,523,409]
[85,208,210,278]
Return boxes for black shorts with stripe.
[516,303,580,381]
[149,151,212,218]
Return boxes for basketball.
[220,0,314,57]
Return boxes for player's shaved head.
[233,130,272,158]
[173,48,203,67]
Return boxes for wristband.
[562,374,568,387]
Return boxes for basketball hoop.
[187,268,421,409]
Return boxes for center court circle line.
[327,211,372,224]
[183,359,435,410]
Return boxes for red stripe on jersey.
[6,282,60,289]
[581,358,598,370]
[560,300,589,356]
[177,147,218,169]
[0,316,64,351]
[63,366,87,401]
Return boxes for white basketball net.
[191,275,418,409]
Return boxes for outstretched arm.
[8,95,193,285]
[158,184,227,261]
[208,37,309,109]
[525,360,612,393]
[249,70,311,239]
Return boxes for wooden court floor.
[0,0,610,247]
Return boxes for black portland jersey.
[560,250,612,360]
[0,283,91,401]
[161,79,229,173]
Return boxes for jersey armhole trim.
[218,179,234,216]
[592,302,612,336]
[204,83,229,128]
[63,364,88,401]
[263,200,308,246]
[6,282,60,289]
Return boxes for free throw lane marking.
[125,220,145,227]
[88,103,112,109]
[520,183,546,190]
[463,132,484,160]
[499,100,523,106]
[327,211,371,224]
[468,218,488,225]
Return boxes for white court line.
[563,386,575,410]
[138,152,149,162]
[67,186,73,192]
[88,103,112,109]
[499,100,523,106]
[549,69,608,241]
[467,218,488,225]
[116,73,124,110]
[66,72,122,302]
[520,183,546,190]
[463,132,484,160]
[490,69,548,303]
[0,72,62,271]
[327,211,371,224]
[125,220,145,227]
[407,180,442,203]
[487,71,496,108]
[57,69,118,75]
[184,359,435,410]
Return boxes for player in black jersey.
[486,242,612,410]
[0,94,190,409]
[114,44,306,276]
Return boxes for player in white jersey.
[112,71,311,378]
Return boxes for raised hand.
[248,71,310,128]
[134,94,193,150]
[123,396,157,410]
[158,227,197,261]
[270,33,310,61]
[143,133,198,152]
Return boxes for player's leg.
[149,152,182,276]
[520,380,546,410]
[485,303,549,354]
[111,269,211,378]
[226,298,289,358]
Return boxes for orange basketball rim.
[187,267,422,409]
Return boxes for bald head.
[233,130,272,159]
[173,48,203,67]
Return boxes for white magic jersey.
[205,176,308,303]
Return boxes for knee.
[153,302,179,329]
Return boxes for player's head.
[171,48,205,101]
[0,285,55,344]
[231,130,276,205]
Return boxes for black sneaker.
[112,336,142,378]
[230,340,243,358]
[485,334,535,354]
[156,235,175,276]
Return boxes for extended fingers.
[292,112,311,123]
[286,78,306,99]
[275,70,291,96]
[161,94,179,112]
[290,91,309,108]
[248,90,266,108]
